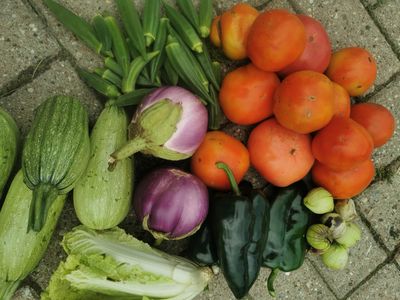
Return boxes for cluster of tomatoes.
[190,5,395,200]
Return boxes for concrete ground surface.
[0,0,399,299]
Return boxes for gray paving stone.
[367,77,400,169]
[195,259,335,300]
[265,0,294,11]
[356,169,400,251]
[215,0,269,13]
[347,263,400,300]
[12,285,39,300]
[372,0,400,55]
[290,0,400,93]
[0,0,59,90]
[0,60,103,137]
[308,220,387,298]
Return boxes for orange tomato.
[218,3,259,60]
[326,47,377,96]
[273,70,334,134]
[247,118,315,187]
[191,131,250,190]
[219,63,280,125]
[247,9,306,72]
[332,82,351,118]
[210,15,221,48]
[312,159,375,199]
[350,103,396,148]
[312,116,374,171]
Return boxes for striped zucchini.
[22,96,90,232]
[0,107,19,199]
[73,105,133,230]
[0,170,66,300]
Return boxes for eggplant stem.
[215,162,240,196]
[154,238,163,246]
[267,268,279,298]
[108,137,146,171]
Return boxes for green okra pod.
[116,0,147,58]
[163,2,203,53]
[92,15,113,57]
[211,61,222,87]
[104,57,123,76]
[196,45,220,91]
[77,69,121,98]
[163,58,179,86]
[176,0,200,31]
[199,0,213,38]
[136,75,161,87]
[103,69,123,89]
[149,18,168,83]
[106,88,156,107]
[104,16,130,77]
[44,0,103,55]
[143,0,161,47]
[122,51,160,93]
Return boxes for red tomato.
[247,9,306,72]
[219,63,280,125]
[350,103,396,148]
[247,118,315,187]
[326,47,377,96]
[312,116,374,171]
[279,14,332,76]
[312,159,375,199]
[273,70,334,134]
[332,82,351,118]
[191,131,250,190]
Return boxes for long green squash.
[0,170,67,300]
[0,107,19,198]
[73,104,133,230]
[22,96,90,231]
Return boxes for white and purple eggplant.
[134,168,209,241]
[108,86,208,170]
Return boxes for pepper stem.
[215,162,240,196]
[267,268,279,298]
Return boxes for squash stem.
[0,280,21,300]
[266,268,279,298]
[28,183,59,232]
[215,162,240,196]
[108,137,146,171]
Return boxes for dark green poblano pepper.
[211,162,270,299]
[262,183,311,297]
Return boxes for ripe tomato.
[350,103,395,148]
[312,116,374,171]
[210,15,221,48]
[326,47,377,96]
[219,63,280,125]
[247,9,306,72]
[312,159,375,199]
[273,70,334,134]
[247,118,315,187]
[332,82,351,118]
[279,14,332,76]
[191,131,250,190]
[217,3,259,60]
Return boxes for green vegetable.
[104,57,123,77]
[43,0,104,55]
[22,96,90,231]
[304,187,334,214]
[195,45,220,91]
[106,88,155,107]
[77,68,121,98]
[92,15,113,57]
[116,0,147,58]
[163,58,179,86]
[321,243,349,270]
[176,0,200,31]
[163,2,203,53]
[335,222,362,248]
[42,225,213,300]
[73,105,133,230]
[94,68,122,89]
[0,171,66,300]
[211,162,270,299]
[149,18,169,83]
[0,108,19,199]
[211,61,222,86]
[142,0,161,47]
[198,0,213,38]
[306,224,332,251]
[263,183,310,298]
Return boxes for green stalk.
[92,15,113,57]
[106,88,155,107]
[215,162,240,196]
[176,0,200,31]
[104,16,130,77]
[77,69,121,98]
[267,268,279,298]
[122,51,160,93]
[163,1,203,53]
[0,280,21,300]
[104,57,123,76]
[149,18,168,83]
[116,0,147,58]
[199,0,213,38]
[143,0,161,47]
[43,0,103,55]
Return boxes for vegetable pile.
[0,1,396,300]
